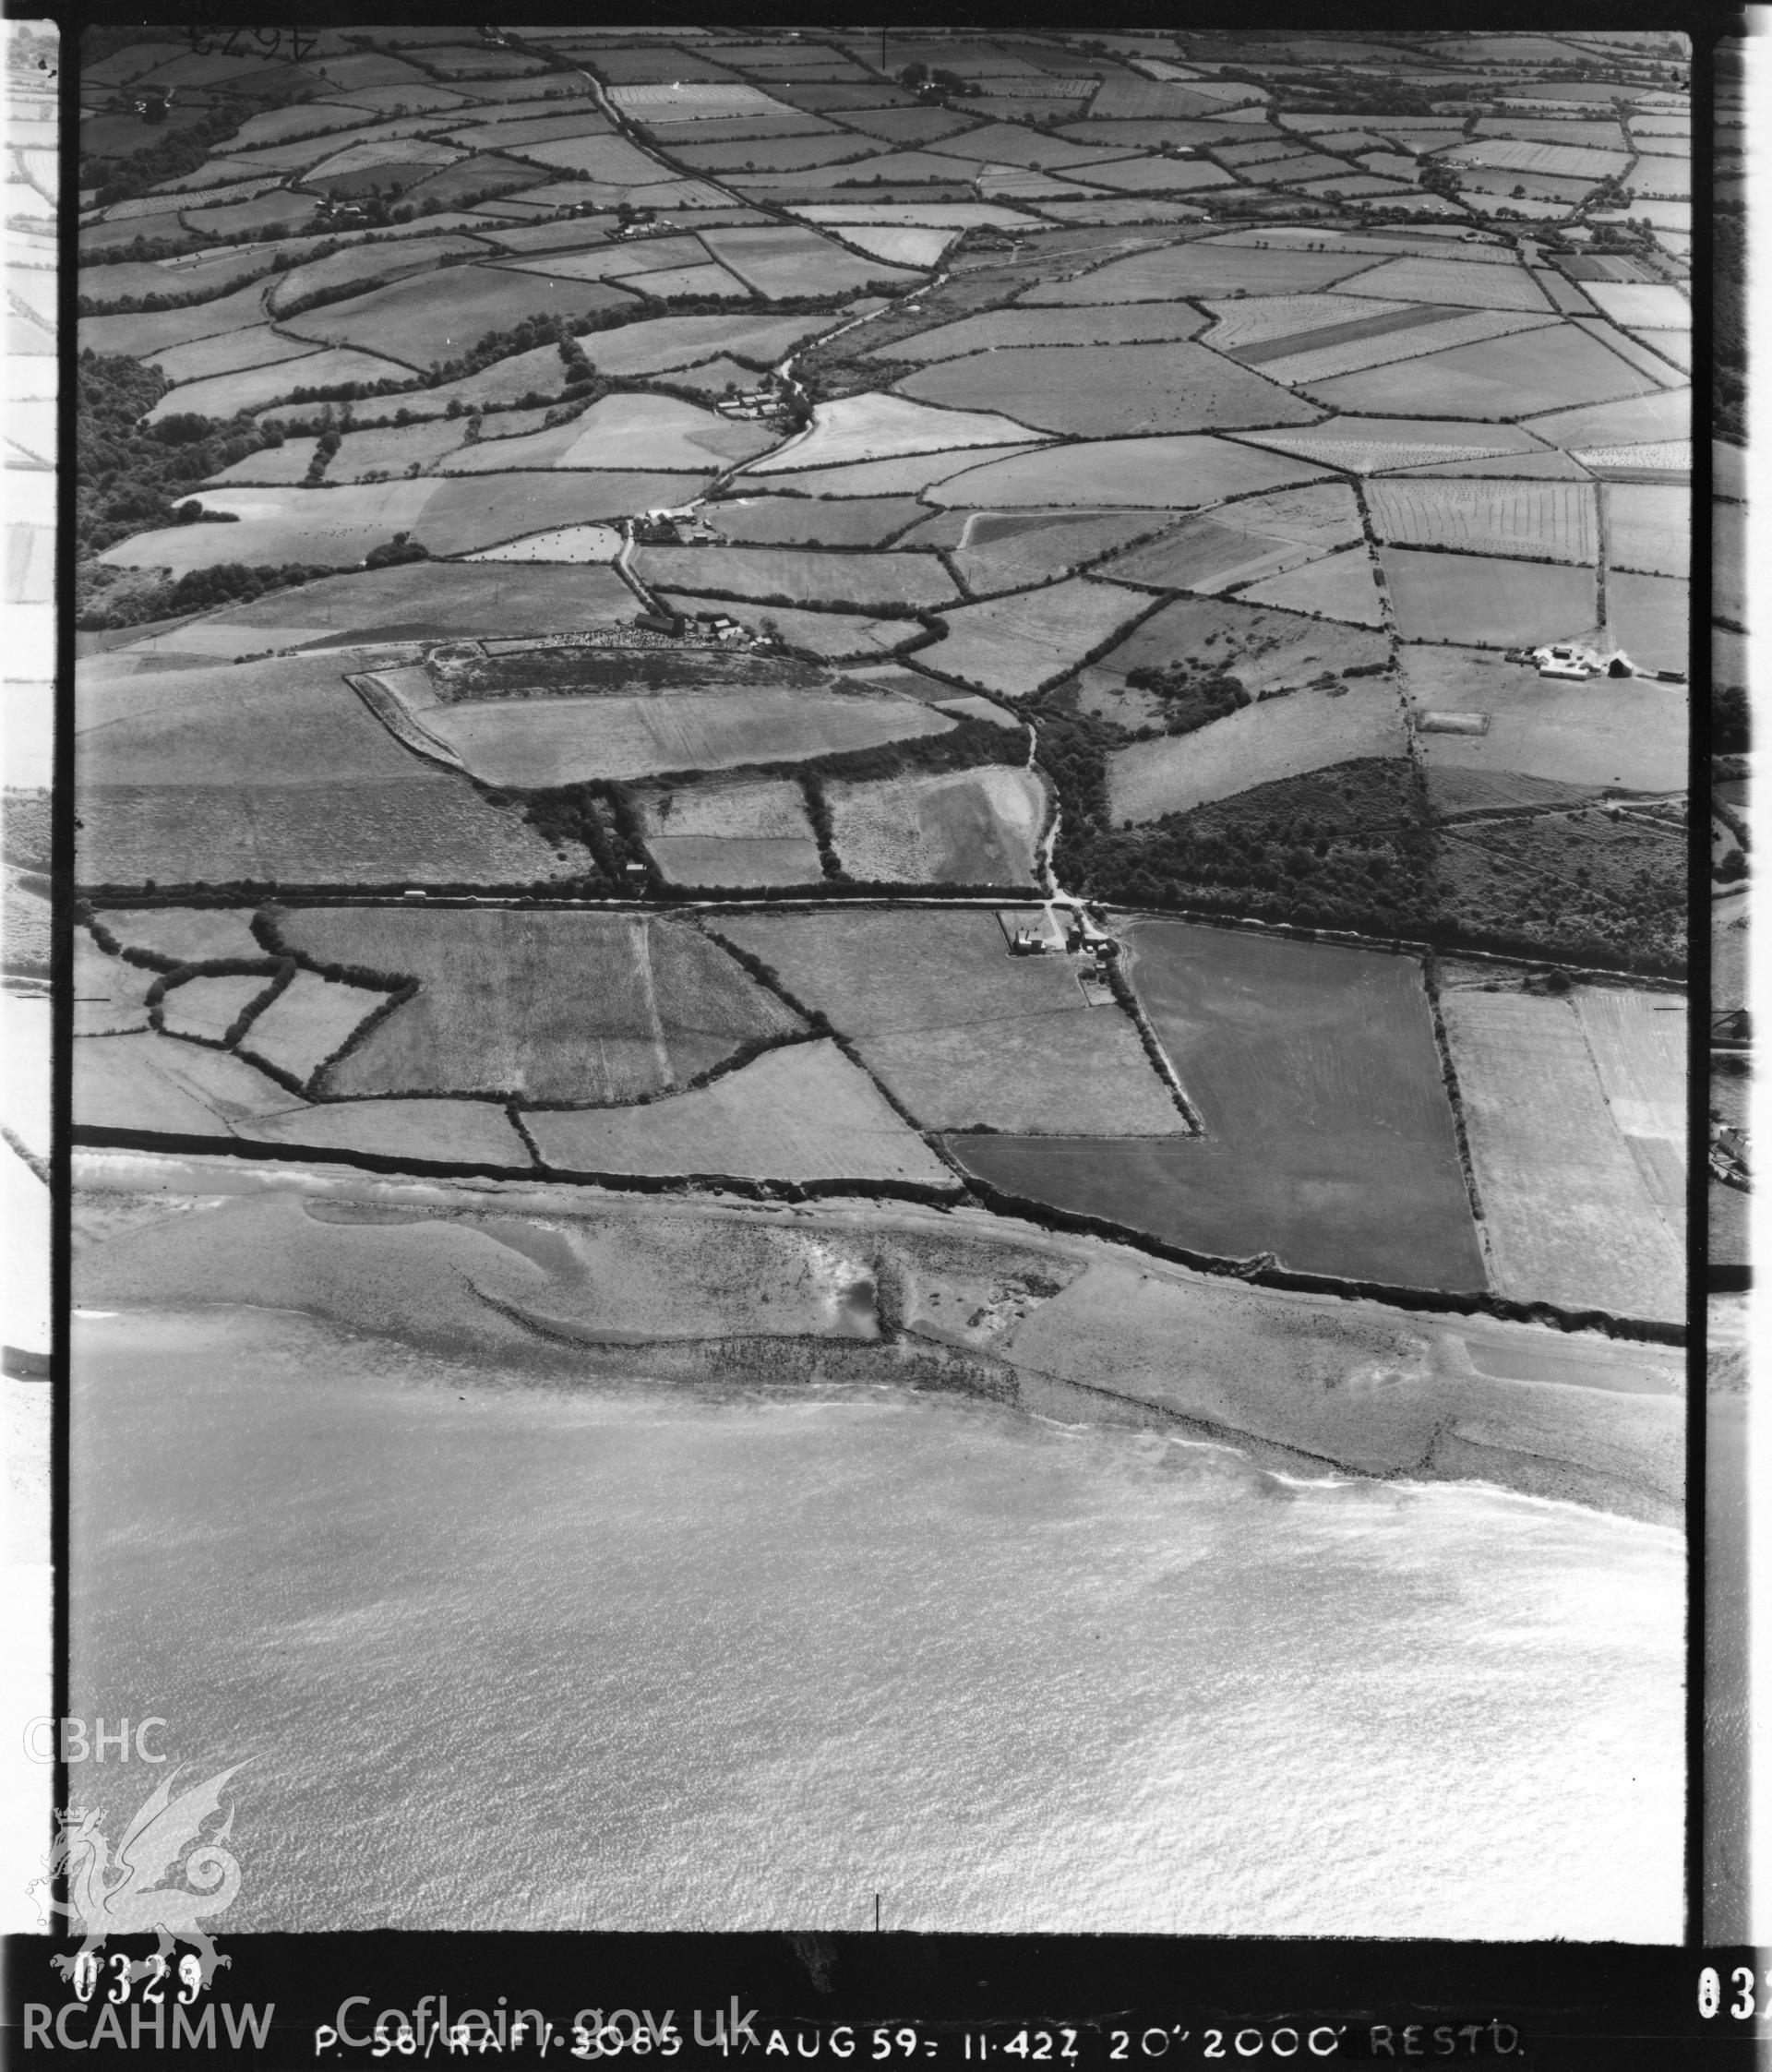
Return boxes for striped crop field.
[1366,478,1599,563]
[1338,257,1555,313]
[1200,293,1405,353]
[1444,137,1630,181]
[1257,308,1557,386]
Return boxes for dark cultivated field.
[952,919,1486,1292]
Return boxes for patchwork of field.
[956,921,1484,1290]
[77,684,580,894]
[826,767,1045,886]
[712,910,1184,1136]
[1108,679,1406,823]
[927,437,1328,509]
[1367,480,1598,564]
[895,341,1317,437]
[921,580,1153,700]
[631,546,958,611]
[750,394,1040,473]
[639,778,823,888]
[877,302,1210,361]
[1382,549,1597,648]
[1098,482,1364,593]
[1021,243,1379,303]
[1439,987,1683,1321]
[100,474,703,572]
[1241,416,1541,475]
[1299,324,1661,424]
[259,906,801,1105]
[1073,596,1389,725]
[526,1038,954,1185]
[927,509,1163,598]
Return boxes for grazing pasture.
[581,307,850,377]
[744,444,1054,494]
[96,907,267,967]
[445,393,772,472]
[939,510,1168,598]
[1107,679,1406,823]
[239,972,387,1084]
[1100,481,1363,593]
[1606,572,1688,677]
[1367,479,1598,563]
[139,349,412,425]
[702,495,925,547]
[896,341,1317,437]
[923,581,1153,700]
[232,1096,533,1168]
[1072,595,1389,725]
[1605,484,1688,579]
[75,1034,300,1140]
[1383,549,1597,647]
[927,436,1327,509]
[826,767,1045,886]
[159,972,278,1044]
[270,907,799,1105]
[265,234,490,314]
[281,266,640,370]
[1248,308,1556,388]
[639,778,822,888]
[1238,545,1384,626]
[418,683,953,788]
[1335,255,1552,313]
[1021,243,1380,303]
[881,303,1209,362]
[145,326,319,388]
[76,660,581,890]
[1444,136,1630,182]
[527,1037,952,1184]
[1201,293,1414,353]
[74,935,153,1036]
[833,225,957,269]
[1299,324,1661,422]
[712,909,1184,1135]
[1439,987,1682,1320]
[1522,386,1691,452]
[1579,282,1690,331]
[632,545,958,610]
[749,394,1038,473]
[953,920,1482,1288]
[1241,416,1542,475]
[1399,646,1687,794]
[699,224,920,298]
[79,277,275,358]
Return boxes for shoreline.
[73,1151,1684,1528]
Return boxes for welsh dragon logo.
[32,1766,244,1985]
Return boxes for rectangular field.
[1107,679,1406,823]
[1439,987,1683,1319]
[826,767,1044,887]
[1605,483,1688,579]
[1382,549,1597,647]
[269,907,799,1105]
[712,909,1186,1135]
[1606,571,1688,677]
[699,224,920,297]
[1366,479,1598,563]
[525,1037,954,1184]
[953,919,1485,1291]
[629,545,958,610]
[639,777,822,887]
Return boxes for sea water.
[70,1307,1681,1939]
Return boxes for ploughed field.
[952,921,1487,1293]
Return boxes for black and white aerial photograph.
[4,10,1754,2000]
